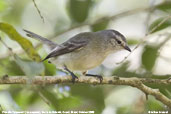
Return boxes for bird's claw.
[97,75,103,83]
[85,74,103,83]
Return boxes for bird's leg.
[85,73,103,83]
[64,65,78,83]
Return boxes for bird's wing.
[24,29,58,49]
[42,35,89,61]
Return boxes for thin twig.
[32,0,45,23]
[38,91,51,106]
[116,39,146,64]
[148,15,171,34]
[116,17,171,65]
[144,0,156,34]
[51,7,152,40]
[0,36,14,56]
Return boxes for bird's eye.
[117,40,121,44]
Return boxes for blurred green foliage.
[0,23,41,62]
[70,85,105,113]
[14,55,44,76]
[127,39,139,45]
[91,18,110,32]
[1,0,28,24]
[38,87,81,110]
[0,0,8,12]
[145,96,166,111]
[149,17,171,33]
[67,0,92,23]
[0,58,24,76]
[116,106,133,114]
[142,45,158,71]
[44,61,56,76]
[0,0,171,113]
[9,86,39,109]
[156,1,171,13]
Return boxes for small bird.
[24,29,131,83]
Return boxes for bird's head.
[98,29,131,52]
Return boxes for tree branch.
[0,75,171,108]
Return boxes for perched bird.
[24,29,131,83]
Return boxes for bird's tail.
[24,29,58,49]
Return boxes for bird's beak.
[124,45,131,52]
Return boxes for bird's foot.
[70,72,78,83]
[64,66,78,84]
[85,74,103,83]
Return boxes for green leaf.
[70,85,105,113]
[112,62,138,77]
[39,87,81,110]
[39,87,59,110]
[13,89,34,109]
[0,58,24,76]
[44,61,56,76]
[91,18,109,32]
[68,0,92,23]
[0,108,2,114]
[156,1,171,13]
[0,0,8,12]
[142,45,158,71]
[145,83,171,98]
[0,22,41,62]
[145,96,165,110]
[14,55,44,76]
[2,0,28,24]
[149,17,171,33]
[57,96,81,110]
[116,106,132,114]
[9,86,39,109]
